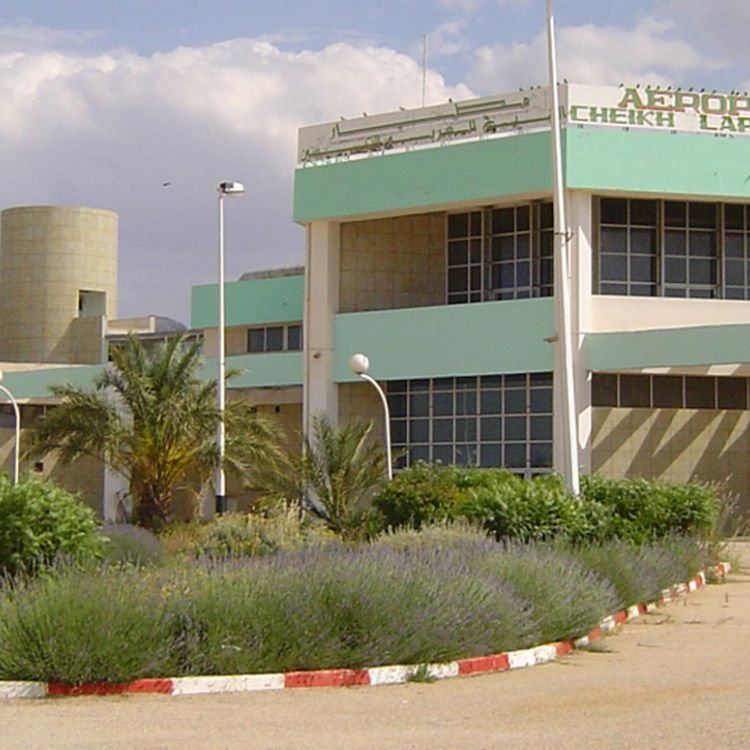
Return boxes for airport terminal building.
[5,83,750,516]
[295,83,750,511]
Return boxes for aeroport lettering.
[569,87,750,134]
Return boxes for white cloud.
[0,36,472,321]
[468,16,726,92]
[426,21,469,58]
[666,0,750,52]
[438,0,481,11]
[0,23,101,53]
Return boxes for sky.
[1,0,749,324]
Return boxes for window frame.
[246,322,303,353]
[446,201,554,304]
[388,372,553,477]
[594,197,750,299]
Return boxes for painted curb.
[0,562,731,700]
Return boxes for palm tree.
[25,334,280,530]
[255,416,388,540]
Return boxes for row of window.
[447,203,554,304]
[446,198,750,303]
[246,323,302,353]
[596,198,750,299]
[592,373,750,410]
[387,374,553,475]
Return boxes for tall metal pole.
[216,191,227,515]
[421,34,428,107]
[0,375,20,485]
[546,0,580,495]
[214,181,245,515]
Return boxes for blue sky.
[1,1,748,322]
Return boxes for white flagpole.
[546,0,580,495]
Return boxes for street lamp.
[215,180,245,515]
[0,371,20,484]
[349,353,393,480]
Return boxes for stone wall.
[592,407,750,517]
[339,213,445,313]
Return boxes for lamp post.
[0,371,20,485]
[349,353,392,480]
[215,180,245,515]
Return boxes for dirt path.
[2,545,749,750]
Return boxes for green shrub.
[98,524,163,567]
[459,472,594,543]
[0,475,103,577]
[190,504,334,560]
[373,462,464,529]
[0,566,172,683]
[371,519,490,551]
[580,476,718,543]
[376,465,719,545]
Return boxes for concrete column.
[102,465,129,522]
[303,220,340,435]
[553,190,592,478]
[569,190,593,475]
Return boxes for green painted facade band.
[191,274,304,329]
[293,132,553,223]
[295,125,750,226]
[0,366,101,401]
[334,298,555,382]
[198,352,303,389]
[586,322,750,371]
[565,128,750,200]
[0,351,304,401]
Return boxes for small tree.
[256,416,388,540]
[25,335,280,530]
[0,474,103,577]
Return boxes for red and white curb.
[0,562,730,700]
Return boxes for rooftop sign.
[298,88,551,166]
[298,84,750,167]
[566,84,750,135]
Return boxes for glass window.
[287,325,302,351]
[247,323,303,353]
[387,373,552,477]
[591,374,618,407]
[593,373,750,412]
[685,377,715,409]
[247,329,265,352]
[596,197,740,298]
[598,198,658,296]
[449,202,553,304]
[619,375,650,408]
[265,327,284,352]
[652,376,683,408]
[718,378,748,410]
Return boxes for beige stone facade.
[339,213,445,313]
[592,407,750,515]
[338,383,386,440]
[0,205,117,365]
[0,424,105,515]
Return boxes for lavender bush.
[0,535,708,684]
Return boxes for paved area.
[1,544,749,750]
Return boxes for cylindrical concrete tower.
[0,206,118,364]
